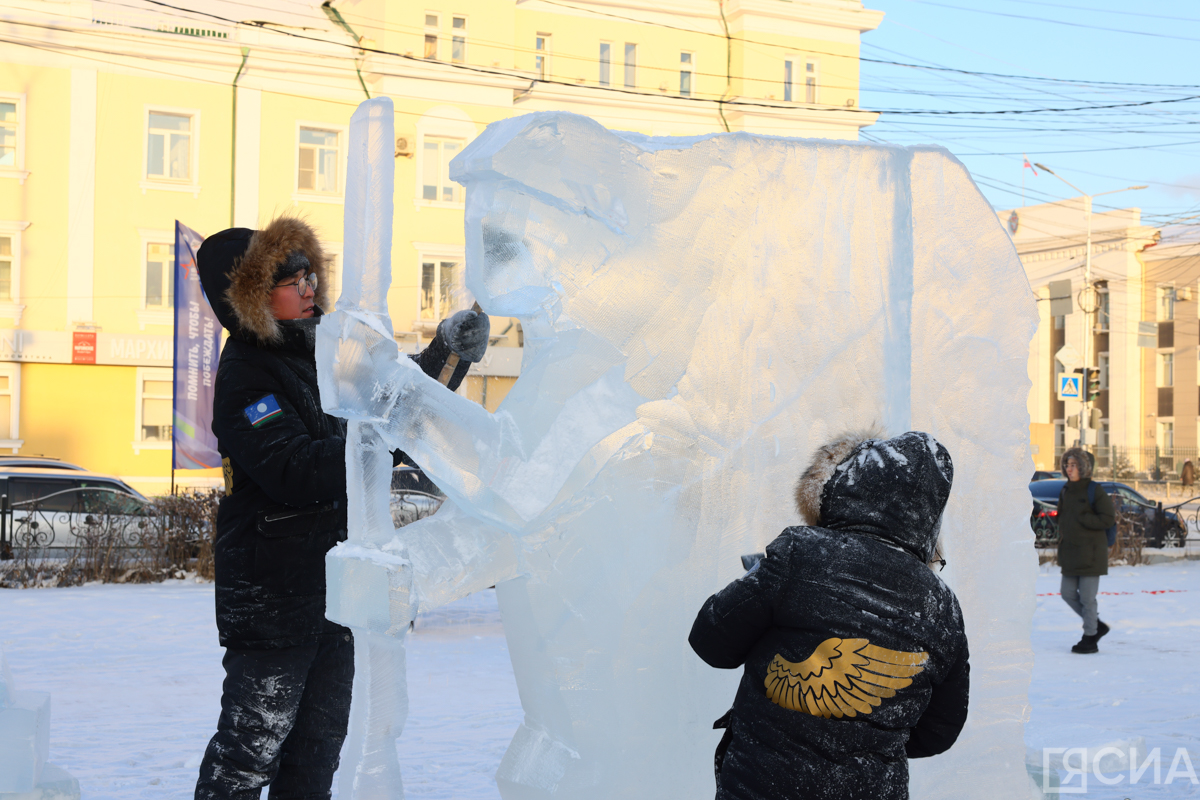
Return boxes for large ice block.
[320,109,1038,799]
[0,690,50,793]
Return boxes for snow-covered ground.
[1,560,1197,798]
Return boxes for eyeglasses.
[275,272,318,297]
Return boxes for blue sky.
[857,0,1200,224]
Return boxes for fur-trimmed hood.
[196,216,330,345]
[794,429,954,563]
[1060,446,1094,482]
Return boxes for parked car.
[0,456,86,471]
[0,466,151,552]
[1028,479,1188,548]
[1031,470,1063,481]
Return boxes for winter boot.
[1095,620,1110,640]
[1071,634,1099,654]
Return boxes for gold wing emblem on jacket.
[764,638,928,719]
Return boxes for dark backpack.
[1058,482,1117,547]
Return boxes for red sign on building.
[72,331,97,364]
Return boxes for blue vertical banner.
[172,221,222,469]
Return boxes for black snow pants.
[195,634,354,800]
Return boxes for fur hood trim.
[226,216,329,344]
[1060,446,1094,482]
[794,426,886,525]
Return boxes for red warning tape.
[1036,589,1189,596]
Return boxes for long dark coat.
[689,432,970,800]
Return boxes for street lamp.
[1033,163,1147,452]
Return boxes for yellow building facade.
[1,0,881,495]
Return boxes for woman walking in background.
[1056,447,1116,655]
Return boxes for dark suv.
[1029,480,1188,548]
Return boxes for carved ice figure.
[319,103,1039,799]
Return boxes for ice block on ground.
[0,690,50,793]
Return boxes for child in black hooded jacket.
[689,430,970,800]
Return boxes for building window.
[144,242,175,309]
[1098,419,1110,449]
[0,234,13,301]
[1159,420,1175,452]
[136,369,173,444]
[680,52,693,97]
[1158,351,1174,387]
[298,127,340,194]
[146,111,193,181]
[1096,288,1110,331]
[419,256,464,322]
[0,100,18,168]
[784,59,794,102]
[1158,284,1176,321]
[1098,352,1109,391]
[0,364,20,445]
[599,42,611,86]
[1053,314,1065,330]
[421,137,462,203]
[805,60,819,104]
[451,16,466,63]
[536,34,550,79]
[624,43,637,88]
[424,13,439,59]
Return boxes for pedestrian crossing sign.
[1058,374,1082,401]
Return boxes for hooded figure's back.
[690,432,970,800]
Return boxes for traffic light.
[1085,367,1102,401]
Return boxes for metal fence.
[1052,445,1200,482]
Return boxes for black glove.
[441,309,490,362]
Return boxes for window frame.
[679,51,694,97]
[292,121,347,204]
[418,136,465,206]
[1158,419,1175,452]
[1095,286,1110,332]
[413,106,476,209]
[624,42,637,88]
[1098,351,1109,391]
[451,15,467,64]
[784,57,795,102]
[536,33,552,79]
[424,12,440,60]
[1157,283,1176,322]
[133,366,174,452]
[0,362,22,452]
[414,243,469,326]
[599,41,612,86]
[0,221,28,324]
[805,59,820,104]
[140,105,201,196]
[1158,349,1175,388]
[320,241,344,312]
[137,228,175,329]
[0,92,28,184]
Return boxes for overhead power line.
[904,0,1200,44]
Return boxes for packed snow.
[0,558,1196,798]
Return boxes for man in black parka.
[193,216,488,800]
[689,430,970,800]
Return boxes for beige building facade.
[1002,200,1200,476]
[1,0,883,494]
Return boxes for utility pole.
[1035,164,1146,454]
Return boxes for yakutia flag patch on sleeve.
[244,394,283,427]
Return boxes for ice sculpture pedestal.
[0,661,79,800]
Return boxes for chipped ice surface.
[319,109,1038,798]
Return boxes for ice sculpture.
[319,104,1039,799]
[0,653,80,799]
